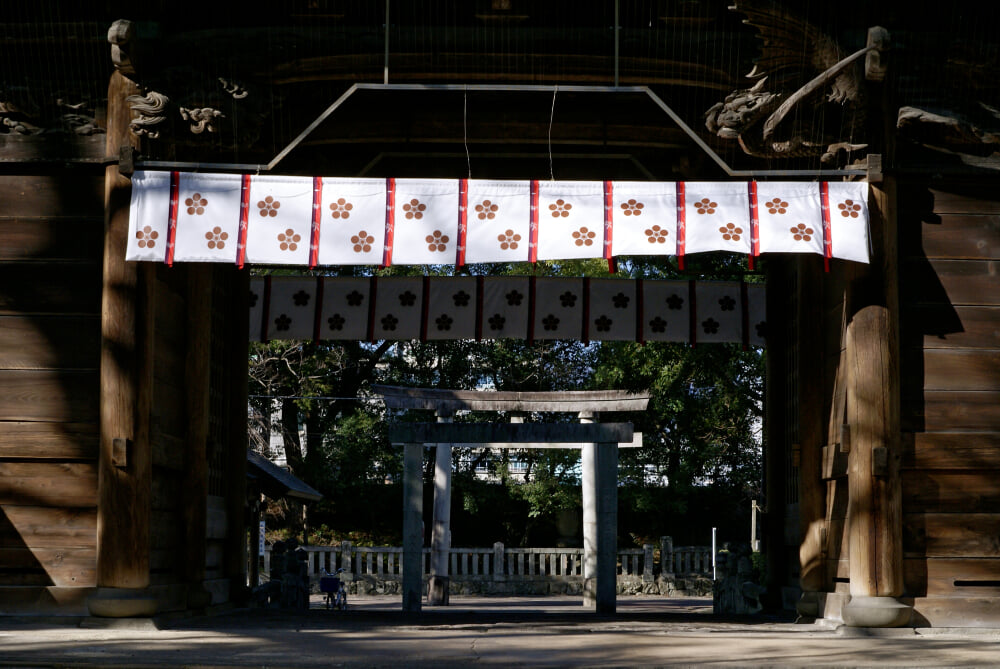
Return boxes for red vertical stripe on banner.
[635,278,645,345]
[603,180,616,273]
[688,279,697,347]
[529,180,539,263]
[740,281,750,351]
[527,275,537,344]
[747,181,760,271]
[382,178,396,267]
[676,182,686,271]
[581,277,591,344]
[165,171,180,266]
[820,181,832,273]
[420,276,430,342]
[313,276,325,343]
[236,174,251,269]
[475,276,484,342]
[261,276,272,343]
[309,176,322,269]
[456,178,469,266]
[367,276,378,343]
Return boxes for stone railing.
[262,537,714,597]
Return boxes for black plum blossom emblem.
[399,291,417,307]
[702,318,720,334]
[327,314,346,331]
[488,314,506,330]
[453,291,471,307]
[560,291,577,308]
[249,291,259,308]
[293,290,311,306]
[346,290,364,307]
[612,292,630,309]
[542,314,560,331]
[719,295,736,311]
[755,321,767,339]
[381,314,398,331]
[436,314,453,331]
[506,290,524,306]
[649,316,667,333]
[595,315,613,332]
[274,314,291,331]
[666,294,684,310]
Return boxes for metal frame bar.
[133,83,867,178]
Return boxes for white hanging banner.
[535,181,605,261]
[244,176,313,266]
[683,182,752,256]
[391,179,459,265]
[250,276,768,348]
[316,178,387,267]
[609,181,678,258]
[533,278,584,340]
[129,172,870,266]
[127,170,171,262]
[463,180,532,265]
[827,182,871,265]
[756,182,824,256]
[172,172,242,263]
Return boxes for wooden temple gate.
[1,3,999,628]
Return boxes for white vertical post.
[402,443,422,612]
[580,411,597,607]
[712,527,718,580]
[429,410,453,605]
[751,500,760,553]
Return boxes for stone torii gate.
[378,386,649,614]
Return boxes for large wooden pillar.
[841,176,910,627]
[402,443,423,612]
[797,257,827,617]
[89,69,157,617]
[225,266,251,603]
[428,411,453,605]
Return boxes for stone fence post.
[493,542,505,581]
[660,536,674,577]
[341,540,352,575]
[643,544,655,582]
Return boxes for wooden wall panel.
[0,218,103,261]
[903,432,1000,470]
[902,260,1000,307]
[904,513,1000,558]
[906,306,1000,350]
[905,391,1000,432]
[0,547,96,586]
[0,176,103,219]
[0,463,97,507]
[0,506,95,549]
[928,190,1000,215]
[905,558,1000,597]
[0,316,100,370]
[0,264,102,315]
[0,370,98,422]
[904,214,1000,260]
[0,421,98,460]
[915,350,1000,391]
[903,471,1000,513]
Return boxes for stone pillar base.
[582,577,596,608]
[796,590,820,618]
[87,587,158,618]
[842,595,912,628]
[427,575,450,605]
